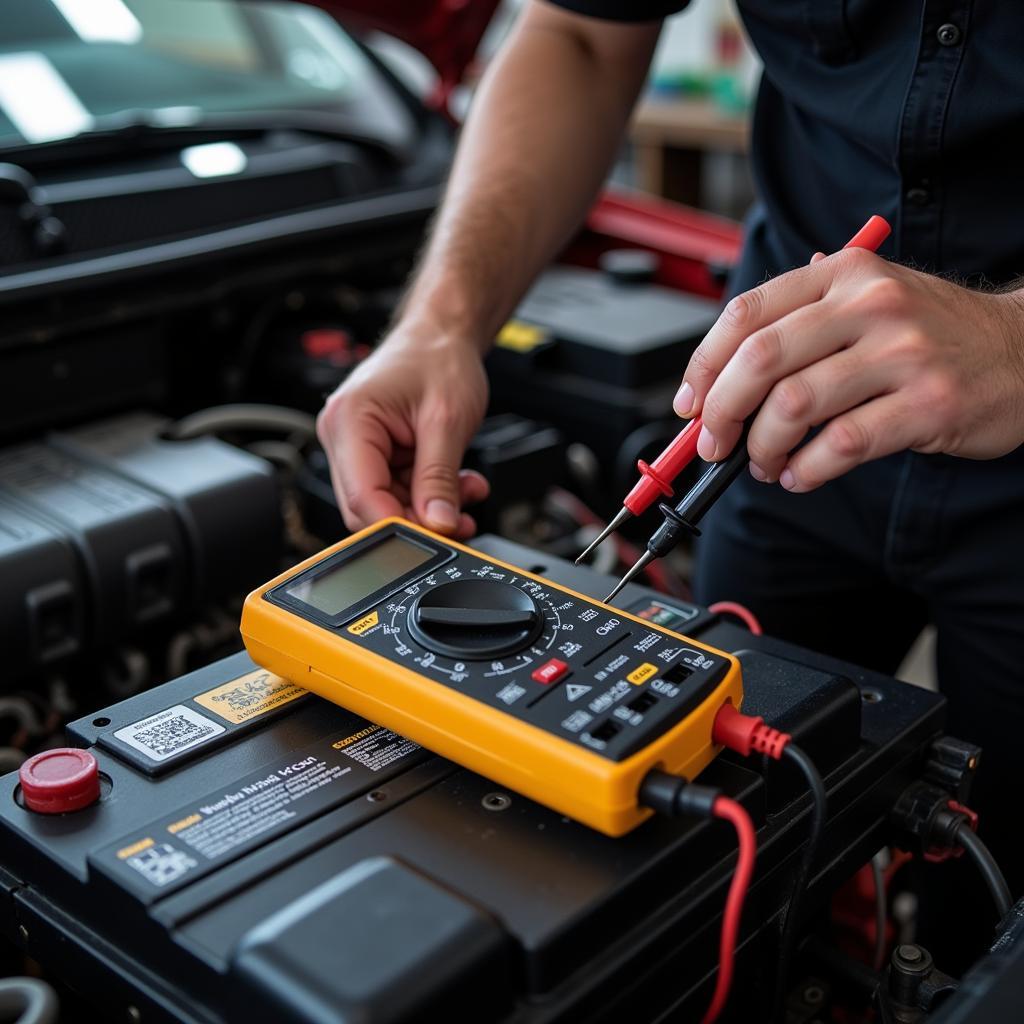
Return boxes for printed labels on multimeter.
[241,518,743,835]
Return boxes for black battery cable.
[956,825,1012,919]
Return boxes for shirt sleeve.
[543,0,691,22]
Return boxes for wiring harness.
[641,699,1015,1023]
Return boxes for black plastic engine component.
[0,412,280,679]
[0,495,85,675]
[464,414,566,532]
[53,412,281,604]
[486,264,719,477]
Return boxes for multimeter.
[241,518,743,835]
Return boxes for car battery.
[486,263,719,484]
[0,538,949,1024]
[0,412,280,678]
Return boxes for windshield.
[0,0,414,153]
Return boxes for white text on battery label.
[589,680,631,713]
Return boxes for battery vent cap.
[19,748,100,814]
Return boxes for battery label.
[113,705,225,763]
[332,725,419,771]
[94,723,428,900]
[193,669,306,725]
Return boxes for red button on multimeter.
[532,658,569,685]
[241,517,743,836]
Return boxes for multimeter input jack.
[627,691,659,714]
[589,720,622,744]
[663,662,694,686]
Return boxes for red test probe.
[575,416,702,564]
[590,216,892,602]
[578,215,892,570]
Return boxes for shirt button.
[905,186,930,206]
[937,23,961,46]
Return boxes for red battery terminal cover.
[19,748,101,814]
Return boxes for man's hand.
[674,248,1024,491]
[317,322,490,537]
[316,2,660,537]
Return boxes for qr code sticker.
[125,843,197,887]
[114,704,225,763]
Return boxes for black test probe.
[604,423,752,602]
[601,214,893,604]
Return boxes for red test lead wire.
[707,601,764,636]
[703,796,757,1024]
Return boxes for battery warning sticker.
[193,668,306,724]
[113,705,225,763]
[94,723,428,899]
[333,724,419,771]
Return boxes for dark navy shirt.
[549,1,1024,292]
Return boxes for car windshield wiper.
[0,107,408,166]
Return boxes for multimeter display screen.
[286,535,434,615]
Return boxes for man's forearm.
[398,2,661,349]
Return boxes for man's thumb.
[412,426,463,534]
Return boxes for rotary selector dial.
[408,579,543,659]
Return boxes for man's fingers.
[459,469,490,506]
[454,512,478,540]
[411,409,470,534]
[778,395,918,492]
[322,404,405,530]
[697,299,853,460]
[677,258,839,418]
[746,346,897,481]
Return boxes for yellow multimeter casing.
[241,517,743,836]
